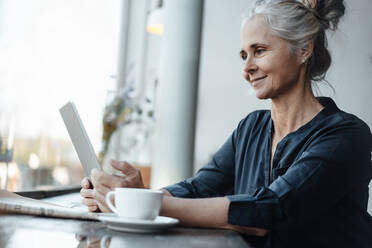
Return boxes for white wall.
[195,0,372,212]
[326,0,372,127]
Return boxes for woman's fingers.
[110,160,138,176]
[83,197,97,207]
[81,191,99,212]
[82,187,111,213]
[81,177,91,189]
[92,189,112,213]
[93,180,112,196]
[110,160,145,188]
[91,169,127,189]
[81,176,113,212]
[80,188,94,198]
[88,205,98,212]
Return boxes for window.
[0,0,121,191]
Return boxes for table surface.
[0,193,257,248]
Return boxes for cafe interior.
[0,0,371,247]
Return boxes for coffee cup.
[105,188,163,220]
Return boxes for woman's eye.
[240,52,247,61]
[255,48,265,56]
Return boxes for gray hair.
[243,0,345,83]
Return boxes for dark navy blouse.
[164,97,372,248]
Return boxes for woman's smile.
[250,75,267,87]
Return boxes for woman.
[81,0,372,247]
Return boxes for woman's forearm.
[159,195,269,236]
[160,195,230,228]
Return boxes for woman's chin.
[254,90,270,100]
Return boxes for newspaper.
[0,190,100,221]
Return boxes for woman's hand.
[80,160,145,212]
[80,178,100,212]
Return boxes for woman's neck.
[270,82,324,139]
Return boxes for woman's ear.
[300,40,314,64]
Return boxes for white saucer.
[98,213,179,233]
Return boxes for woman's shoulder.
[323,109,371,137]
[314,97,371,139]
[314,108,372,152]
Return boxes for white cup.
[105,188,164,220]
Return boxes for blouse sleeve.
[227,121,372,229]
[163,127,239,198]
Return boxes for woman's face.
[240,16,303,100]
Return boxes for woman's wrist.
[160,188,172,196]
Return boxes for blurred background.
[0,0,371,212]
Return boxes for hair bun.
[314,0,345,31]
[302,0,318,9]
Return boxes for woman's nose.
[243,57,258,74]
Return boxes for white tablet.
[59,102,101,176]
